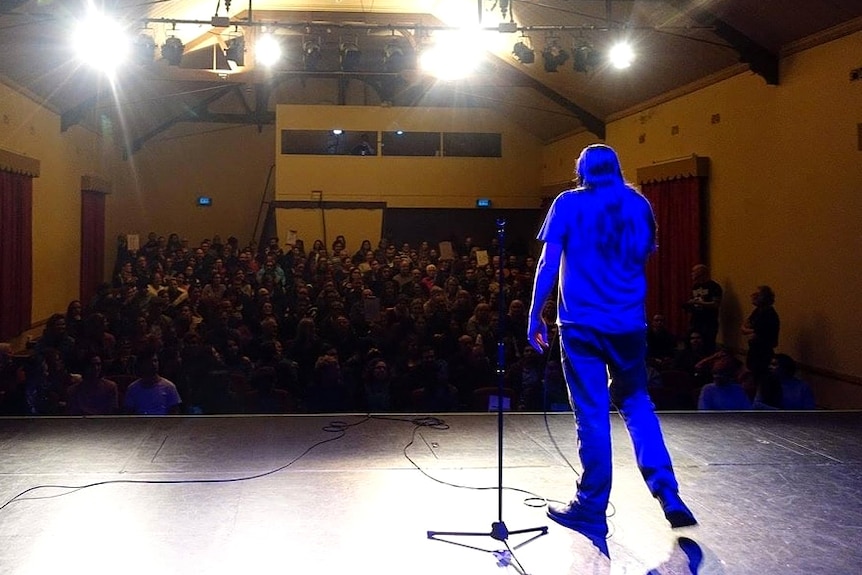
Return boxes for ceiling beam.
[667,0,779,85]
[60,95,98,132]
[179,111,276,125]
[488,58,606,139]
[128,85,236,154]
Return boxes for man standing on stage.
[527,144,696,547]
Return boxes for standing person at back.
[684,264,722,352]
[527,144,696,554]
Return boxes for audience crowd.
[0,232,814,416]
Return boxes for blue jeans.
[559,324,680,514]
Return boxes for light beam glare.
[72,10,131,76]
[255,34,282,67]
[419,28,486,81]
[609,40,635,69]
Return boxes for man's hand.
[527,317,549,353]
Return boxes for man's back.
[538,184,655,333]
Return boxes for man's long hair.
[573,144,655,266]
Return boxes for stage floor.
[0,411,860,575]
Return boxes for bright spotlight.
[255,34,282,67]
[609,40,634,69]
[73,11,131,74]
[419,30,484,81]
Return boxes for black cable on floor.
[0,415,373,513]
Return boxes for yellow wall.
[0,82,131,324]
[546,31,862,402]
[128,124,276,246]
[275,105,544,208]
[541,130,602,186]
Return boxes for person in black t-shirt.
[684,264,722,352]
[742,285,780,387]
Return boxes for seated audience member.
[75,312,117,367]
[104,338,137,376]
[358,358,394,412]
[673,330,711,385]
[65,300,84,340]
[507,346,544,411]
[34,313,76,366]
[500,299,529,361]
[692,346,741,383]
[66,354,119,416]
[646,313,677,370]
[697,357,752,411]
[770,353,816,410]
[466,302,496,358]
[244,366,294,414]
[123,350,182,415]
[306,353,349,413]
[22,354,65,415]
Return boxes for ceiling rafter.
[666,0,779,84]
[129,84,236,154]
[487,56,606,139]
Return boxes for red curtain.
[0,170,33,340]
[80,190,106,306]
[642,176,703,340]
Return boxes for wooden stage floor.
[0,411,860,575]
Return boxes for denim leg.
[607,332,680,496]
[559,327,613,514]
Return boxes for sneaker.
[677,537,704,573]
[546,501,609,557]
[546,501,608,538]
[658,491,698,528]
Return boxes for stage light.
[73,10,131,74]
[541,40,569,72]
[340,41,361,72]
[161,36,184,66]
[609,40,634,69]
[255,33,282,67]
[225,36,245,67]
[573,43,601,73]
[419,29,484,81]
[383,41,406,73]
[303,38,321,71]
[132,34,156,66]
[512,40,535,64]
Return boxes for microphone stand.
[426,217,547,572]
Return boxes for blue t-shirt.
[698,382,753,411]
[124,376,181,415]
[537,185,656,333]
